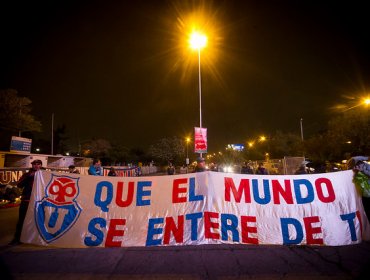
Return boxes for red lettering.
[315,178,335,203]
[304,216,323,245]
[116,182,134,207]
[241,216,258,244]
[224,177,251,203]
[163,216,184,244]
[172,178,188,203]
[272,180,293,204]
[105,219,126,247]
[204,211,220,239]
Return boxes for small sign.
[10,136,32,153]
[194,127,207,154]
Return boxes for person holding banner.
[88,159,103,176]
[347,156,370,221]
[9,159,43,245]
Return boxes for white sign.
[22,170,370,248]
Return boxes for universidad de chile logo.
[35,174,81,243]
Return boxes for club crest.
[35,174,81,243]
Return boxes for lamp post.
[185,137,190,166]
[190,31,207,157]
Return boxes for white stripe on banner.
[21,170,370,248]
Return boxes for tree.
[326,110,370,156]
[268,131,303,159]
[108,143,129,165]
[81,138,112,162]
[54,124,69,155]
[148,137,185,165]
[0,89,42,135]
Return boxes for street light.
[189,31,207,156]
[185,137,190,165]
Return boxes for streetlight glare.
[364,98,370,105]
[189,31,207,50]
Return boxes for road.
[1,205,370,279]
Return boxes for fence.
[0,165,158,187]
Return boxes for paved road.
[1,206,370,279]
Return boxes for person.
[294,161,307,174]
[255,162,268,175]
[108,167,117,176]
[9,159,43,245]
[241,162,254,174]
[88,159,103,176]
[347,156,370,221]
[195,157,206,172]
[209,162,218,172]
[167,163,175,175]
[68,165,80,174]
[180,165,187,174]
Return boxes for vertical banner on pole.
[194,127,207,154]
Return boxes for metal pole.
[198,48,203,158]
[300,118,304,141]
[186,141,189,159]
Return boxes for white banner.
[21,170,370,248]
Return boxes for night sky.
[1,0,369,152]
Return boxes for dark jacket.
[17,170,36,201]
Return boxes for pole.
[198,48,203,158]
[51,113,54,155]
[300,118,304,141]
[186,141,189,159]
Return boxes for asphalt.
[1,205,370,279]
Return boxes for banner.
[21,170,370,248]
[194,127,207,154]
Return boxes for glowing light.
[259,136,266,142]
[189,31,207,50]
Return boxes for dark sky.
[1,0,369,152]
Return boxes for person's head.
[93,159,101,167]
[346,158,356,170]
[110,167,115,171]
[197,157,205,167]
[31,159,42,171]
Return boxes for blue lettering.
[221,214,239,242]
[146,217,164,246]
[94,181,113,212]
[84,217,106,246]
[186,212,203,240]
[281,218,303,245]
[340,212,357,241]
[189,177,204,202]
[252,179,271,204]
[294,179,314,204]
[137,181,152,206]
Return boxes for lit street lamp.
[190,31,207,157]
[185,137,190,165]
